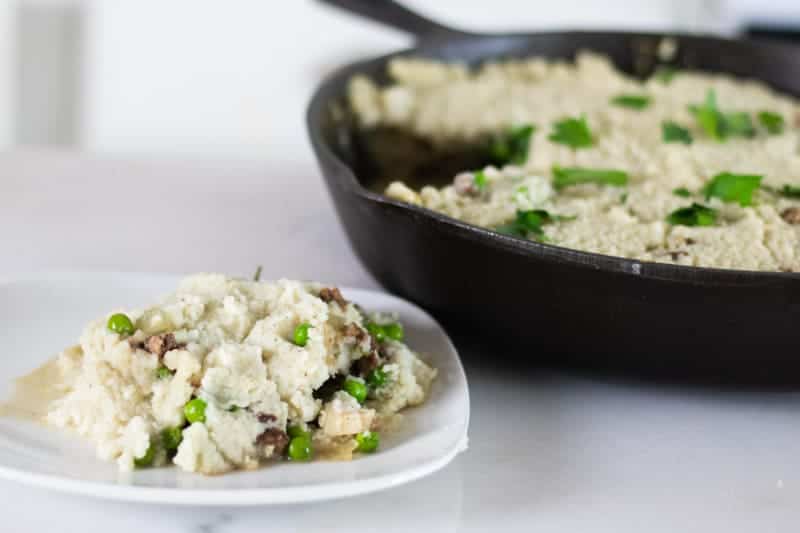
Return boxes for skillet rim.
[307,29,800,286]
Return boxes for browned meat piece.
[143,333,183,358]
[356,352,379,375]
[319,287,347,307]
[257,413,277,424]
[343,323,367,342]
[781,207,800,224]
[343,322,380,375]
[256,428,289,454]
[128,339,144,350]
[313,374,346,401]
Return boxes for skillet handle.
[317,0,473,39]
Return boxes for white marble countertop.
[3,149,800,532]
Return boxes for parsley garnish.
[758,111,784,135]
[689,90,723,140]
[662,121,693,144]
[653,66,678,85]
[552,166,628,190]
[611,94,651,110]
[703,172,762,206]
[548,116,594,149]
[689,90,755,141]
[777,185,800,199]
[495,209,574,240]
[488,124,536,166]
[666,203,717,226]
[474,170,487,191]
[723,112,756,138]
[673,187,692,197]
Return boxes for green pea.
[184,398,207,424]
[133,443,155,468]
[366,366,387,388]
[155,366,172,379]
[287,425,309,439]
[107,313,135,336]
[365,322,385,342]
[343,377,368,404]
[228,405,239,412]
[355,431,380,453]
[293,323,311,346]
[161,426,183,451]
[384,323,404,341]
[287,435,312,461]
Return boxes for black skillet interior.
[310,0,800,386]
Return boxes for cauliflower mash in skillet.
[350,52,800,271]
[44,274,437,474]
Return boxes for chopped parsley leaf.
[495,209,574,240]
[673,187,692,198]
[703,172,762,206]
[758,111,785,135]
[474,170,487,191]
[552,166,628,190]
[611,94,651,110]
[653,65,678,84]
[666,203,717,227]
[689,90,755,141]
[662,121,693,144]
[548,116,594,149]
[689,90,723,140]
[723,111,756,138]
[488,124,536,166]
[777,184,800,199]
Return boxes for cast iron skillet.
[307,0,800,384]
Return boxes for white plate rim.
[0,271,470,505]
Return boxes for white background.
[0,1,15,149]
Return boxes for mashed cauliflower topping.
[45,274,437,474]
[350,52,800,271]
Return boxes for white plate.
[0,272,469,505]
